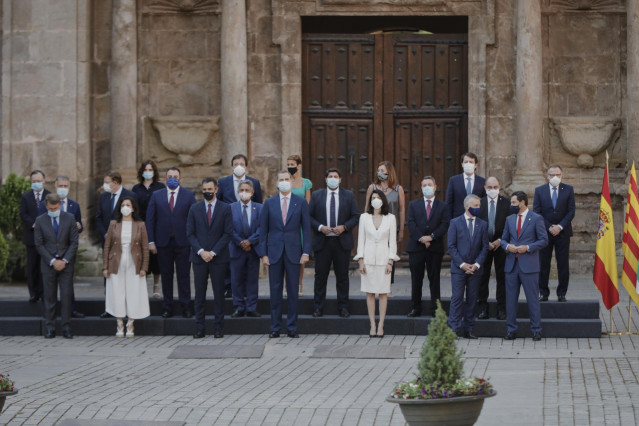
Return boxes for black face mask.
[288,167,298,176]
[509,205,521,215]
[203,192,215,201]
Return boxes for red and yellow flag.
[621,162,639,307]
[594,163,619,310]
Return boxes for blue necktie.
[488,200,495,238]
[110,194,116,214]
[467,218,473,238]
[330,192,337,228]
[242,204,251,237]
[53,217,59,238]
[466,177,472,195]
[552,187,557,209]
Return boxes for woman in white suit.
[354,189,400,338]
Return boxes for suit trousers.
[538,232,571,297]
[448,272,482,333]
[193,261,227,332]
[409,250,443,314]
[27,244,44,299]
[230,251,260,312]
[157,237,192,312]
[313,237,351,312]
[41,262,74,329]
[478,247,506,311]
[505,259,542,334]
[269,254,300,333]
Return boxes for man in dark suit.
[147,167,197,318]
[308,168,360,318]
[406,176,450,317]
[34,194,79,339]
[187,177,233,338]
[501,191,549,341]
[533,164,576,302]
[229,179,262,318]
[447,194,489,339]
[476,177,511,320]
[257,170,311,338]
[20,170,50,303]
[445,152,486,218]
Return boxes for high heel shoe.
[152,283,161,299]
[369,324,377,338]
[126,319,134,338]
[116,319,124,338]
[299,285,303,297]
[376,325,384,338]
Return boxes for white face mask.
[103,182,112,193]
[422,186,435,198]
[549,176,561,187]
[120,206,132,217]
[56,188,69,199]
[233,165,246,177]
[463,162,475,175]
[486,189,499,199]
[239,191,252,202]
[278,181,291,193]
[371,198,383,210]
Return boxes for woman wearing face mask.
[354,190,400,338]
[132,160,165,299]
[286,155,312,296]
[103,196,150,337]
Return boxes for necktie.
[426,199,432,220]
[35,192,41,209]
[53,217,59,238]
[169,192,175,213]
[242,204,251,237]
[552,187,557,209]
[468,218,473,238]
[466,177,472,195]
[61,200,65,212]
[207,202,212,225]
[517,214,522,237]
[282,196,288,225]
[489,200,495,237]
[330,192,337,228]
[110,194,116,214]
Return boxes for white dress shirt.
[321,188,340,236]
[506,207,530,252]
[197,199,217,256]
[548,183,563,230]
[460,212,481,270]
[167,185,180,204]
[463,173,475,192]
[279,192,290,214]
[241,200,252,227]
[234,175,245,200]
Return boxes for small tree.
[0,173,31,281]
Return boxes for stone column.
[111,0,137,170]
[628,0,639,169]
[511,0,545,193]
[221,0,248,162]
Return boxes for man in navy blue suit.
[229,179,263,318]
[258,170,311,338]
[533,164,575,302]
[406,176,450,317]
[501,191,548,341]
[445,152,486,219]
[447,194,489,339]
[309,168,360,318]
[147,167,197,318]
[187,177,233,338]
[20,170,50,303]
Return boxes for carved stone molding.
[550,116,622,168]
[547,0,624,12]
[148,115,221,165]
[144,0,220,14]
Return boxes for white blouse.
[353,213,400,266]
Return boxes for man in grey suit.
[34,194,79,339]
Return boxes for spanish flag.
[621,162,639,307]
[594,163,619,310]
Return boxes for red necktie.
[517,214,522,237]
[426,199,432,220]
[169,191,175,213]
[207,203,212,225]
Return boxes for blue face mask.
[326,177,340,190]
[47,209,60,218]
[31,182,43,191]
[142,171,154,180]
[467,207,481,217]
[422,186,435,198]
[509,205,521,215]
[167,177,179,190]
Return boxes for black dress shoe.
[161,311,173,318]
[504,332,516,340]
[214,330,224,338]
[339,309,350,318]
[287,331,299,338]
[539,295,549,302]
[312,310,323,318]
[29,296,39,304]
[44,329,55,339]
[63,327,73,339]
[224,289,233,299]
[532,332,542,341]
[193,330,205,339]
[269,331,280,338]
[497,311,507,321]
[246,311,261,317]
[231,310,245,318]
[100,311,113,318]
[558,296,567,302]
[407,310,421,318]
[464,332,479,340]
[72,311,85,318]
[182,309,193,319]
[477,310,489,320]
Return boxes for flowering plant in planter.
[0,374,14,392]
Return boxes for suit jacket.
[217,174,263,204]
[500,210,549,274]
[533,183,575,237]
[229,201,262,259]
[186,200,233,264]
[478,194,510,242]
[353,213,400,266]
[406,197,450,254]
[445,173,487,218]
[103,220,149,275]
[96,189,137,239]
[257,193,311,264]
[39,198,83,233]
[146,187,196,247]
[20,189,51,245]
[448,215,489,275]
[308,188,360,252]
[34,211,79,267]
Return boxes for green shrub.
[0,173,31,281]
[0,232,8,274]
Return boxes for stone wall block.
[92,96,112,141]
[156,31,209,59]
[12,63,62,96]
[148,14,214,31]
[262,54,281,83]
[169,59,212,84]
[41,31,78,62]
[46,0,78,30]
[553,56,585,84]
[12,1,33,31]
[155,82,208,116]
[248,83,279,116]
[567,85,597,116]
[594,85,619,117]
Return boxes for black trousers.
[157,237,191,312]
[313,237,351,312]
[26,244,43,299]
[193,261,227,332]
[41,262,74,329]
[409,250,443,313]
[539,232,571,297]
[478,246,506,312]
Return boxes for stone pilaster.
[628,0,639,169]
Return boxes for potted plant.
[386,300,496,426]
[0,373,18,413]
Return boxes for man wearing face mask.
[187,178,233,338]
[34,194,79,339]
[501,191,548,341]
[308,168,360,318]
[447,194,489,339]
[20,170,50,303]
[257,170,311,338]
[146,167,197,319]
[445,152,486,218]
[533,164,575,302]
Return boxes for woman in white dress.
[103,196,150,337]
[354,189,400,338]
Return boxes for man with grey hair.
[447,194,489,339]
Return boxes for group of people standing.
[20,151,574,341]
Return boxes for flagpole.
[610,309,614,333]
[628,297,633,333]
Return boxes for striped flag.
[594,163,619,310]
[621,162,639,307]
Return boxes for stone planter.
[386,391,496,426]
[0,389,18,413]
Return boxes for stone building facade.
[1,0,637,273]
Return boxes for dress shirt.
[506,208,530,252]
[48,216,69,265]
[197,199,218,256]
[460,212,480,270]
[34,190,44,203]
[548,183,563,230]
[320,188,340,236]
[241,200,252,227]
[423,196,436,239]
[464,173,475,192]
[60,198,68,212]
[233,175,245,200]
[111,186,123,208]
[279,192,291,215]
[167,185,180,204]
